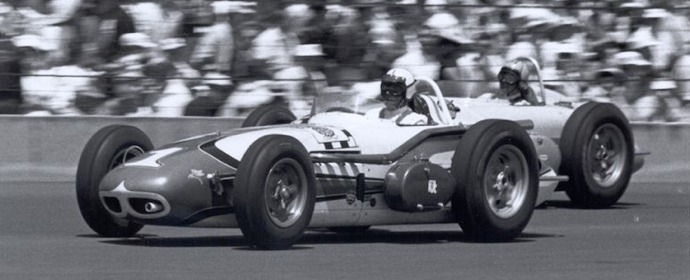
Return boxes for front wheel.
[451,119,539,242]
[76,125,153,237]
[233,135,316,250]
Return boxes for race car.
[76,57,646,250]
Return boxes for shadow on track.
[94,229,561,250]
[537,200,644,210]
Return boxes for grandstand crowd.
[0,0,688,122]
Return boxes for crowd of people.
[0,0,689,122]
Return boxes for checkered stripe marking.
[323,129,357,150]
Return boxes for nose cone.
[97,145,235,225]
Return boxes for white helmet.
[384,68,415,87]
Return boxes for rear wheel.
[241,105,297,127]
[233,135,316,250]
[559,102,634,208]
[451,120,539,242]
[76,125,153,237]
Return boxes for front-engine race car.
[76,57,646,250]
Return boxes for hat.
[626,27,658,50]
[160,38,186,51]
[295,44,324,57]
[650,80,676,90]
[203,72,232,87]
[642,8,668,19]
[613,51,652,67]
[0,2,11,14]
[423,13,473,44]
[211,1,256,15]
[119,33,156,48]
[11,34,57,51]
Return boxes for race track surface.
[1,181,688,280]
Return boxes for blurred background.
[0,0,688,122]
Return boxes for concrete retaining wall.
[1,116,688,183]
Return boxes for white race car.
[76,58,646,249]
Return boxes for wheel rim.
[108,145,145,170]
[483,145,529,219]
[586,124,627,188]
[264,158,308,228]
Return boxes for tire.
[451,119,539,242]
[559,102,634,208]
[241,105,297,127]
[233,135,316,250]
[76,125,153,237]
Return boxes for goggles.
[497,68,521,85]
[381,75,408,98]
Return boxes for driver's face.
[381,81,407,110]
[498,69,520,95]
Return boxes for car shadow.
[95,228,561,250]
[536,200,644,210]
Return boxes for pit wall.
[0,116,688,183]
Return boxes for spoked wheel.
[76,125,153,237]
[263,158,310,228]
[234,135,316,250]
[482,145,530,220]
[586,124,627,188]
[559,102,634,208]
[451,119,539,242]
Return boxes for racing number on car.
[428,180,438,194]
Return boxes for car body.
[77,58,646,249]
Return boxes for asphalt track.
[1,180,688,280]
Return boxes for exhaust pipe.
[144,201,163,213]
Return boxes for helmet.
[384,68,415,87]
[381,68,415,107]
[498,60,529,85]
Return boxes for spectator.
[92,69,144,115]
[190,1,255,75]
[671,45,690,106]
[16,0,83,65]
[184,72,232,116]
[0,4,22,114]
[12,34,59,115]
[613,51,662,121]
[581,67,627,102]
[124,0,184,44]
[294,44,327,98]
[320,4,369,84]
[242,4,313,112]
[77,0,136,67]
[162,37,199,82]
[154,78,193,117]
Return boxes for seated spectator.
[612,51,662,121]
[154,78,193,117]
[581,67,627,102]
[92,68,144,116]
[185,72,232,116]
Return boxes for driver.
[366,68,428,125]
[497,60,541,105]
